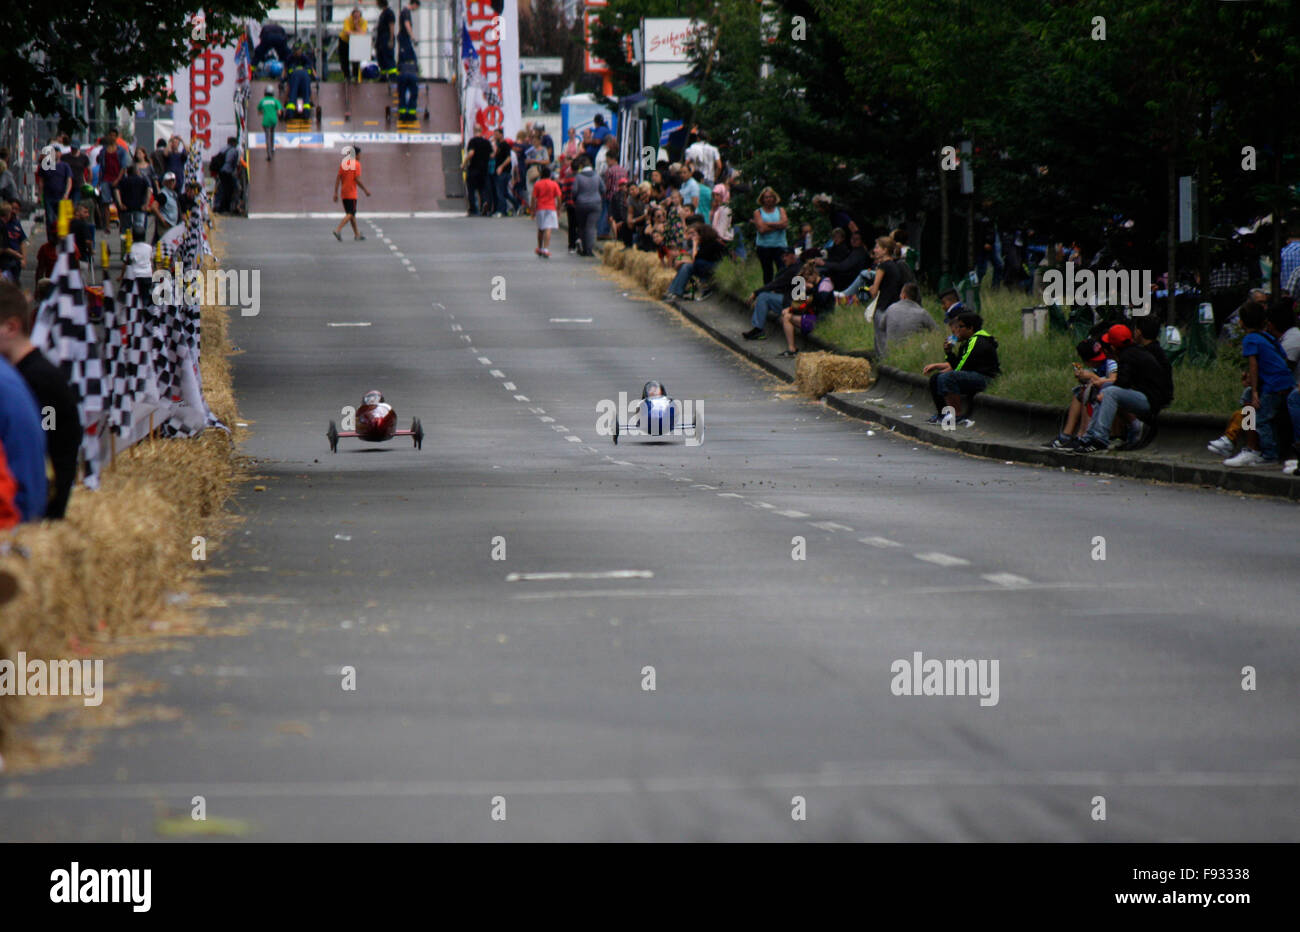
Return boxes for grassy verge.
[715,256,1236,414]
[0,239,242,768]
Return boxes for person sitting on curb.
[1046,337,1117,450]
[1067,323,1171,454]
[1218,302,1294,467]
[922,312,1000,426]
[777,261,833,358]
[742,246,801,340]
[874,281,935,359]
[665,221,725,304]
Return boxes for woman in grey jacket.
[571,156,604,257]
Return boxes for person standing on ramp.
[258,87,283,161]
[333,146,372,241]
[374,0,398,79]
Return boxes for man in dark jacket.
[923,312,1000,425]
[815,229,869,291]
[743,246,801,339]
[1070,323,1171,453]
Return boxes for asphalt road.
[3,215,1297,841]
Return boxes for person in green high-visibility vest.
[257,87,284,162]
[923,312,1001,426]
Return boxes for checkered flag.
[30,234,106,488]
[103,273,167,437]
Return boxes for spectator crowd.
[462,119,1300,476]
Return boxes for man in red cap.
[1068,322,1172,454]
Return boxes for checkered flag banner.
[30,234,106,488]
[185,140,210,215]
[103,273,169,440]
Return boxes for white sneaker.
[1206,436,1234,456]
[1224,449,1265,467]
[1284,459,1299,475]
[957,418,975,428]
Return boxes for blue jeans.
[397,71,418,112]
[668,258,716,297]
[976,253,1003,285]
[752,292,783,329]
[493,172,516,214]
[1083,386,1150,446]
[1255,390,1289,462]
[598,199,610,237]
[1288,388,1300,457]
[44,195,62,229]
[842,267,874,297]
[932,369,990,412]
[288,69,311,106]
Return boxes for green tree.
[519,0,586,108]
[1,0,273,128]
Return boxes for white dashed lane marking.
[914,552,971,567]
[401,233,1032,593]
[982,573,1032,588]
[506,570,653,582]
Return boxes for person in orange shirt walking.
[530,165,561,259]
[332,146,372,241]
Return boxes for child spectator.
[710,183,733,249]
[530,165,561,259]
[1070,323,1172,454]
[923,312,1001,426]
[1221,303,1295,467]
[1047,339,1117,450]
[35,230,79,280]
[777,261,833,357]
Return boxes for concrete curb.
[615,255,1300,501]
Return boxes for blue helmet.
[265,59,284,78]
[361,62,380,80]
